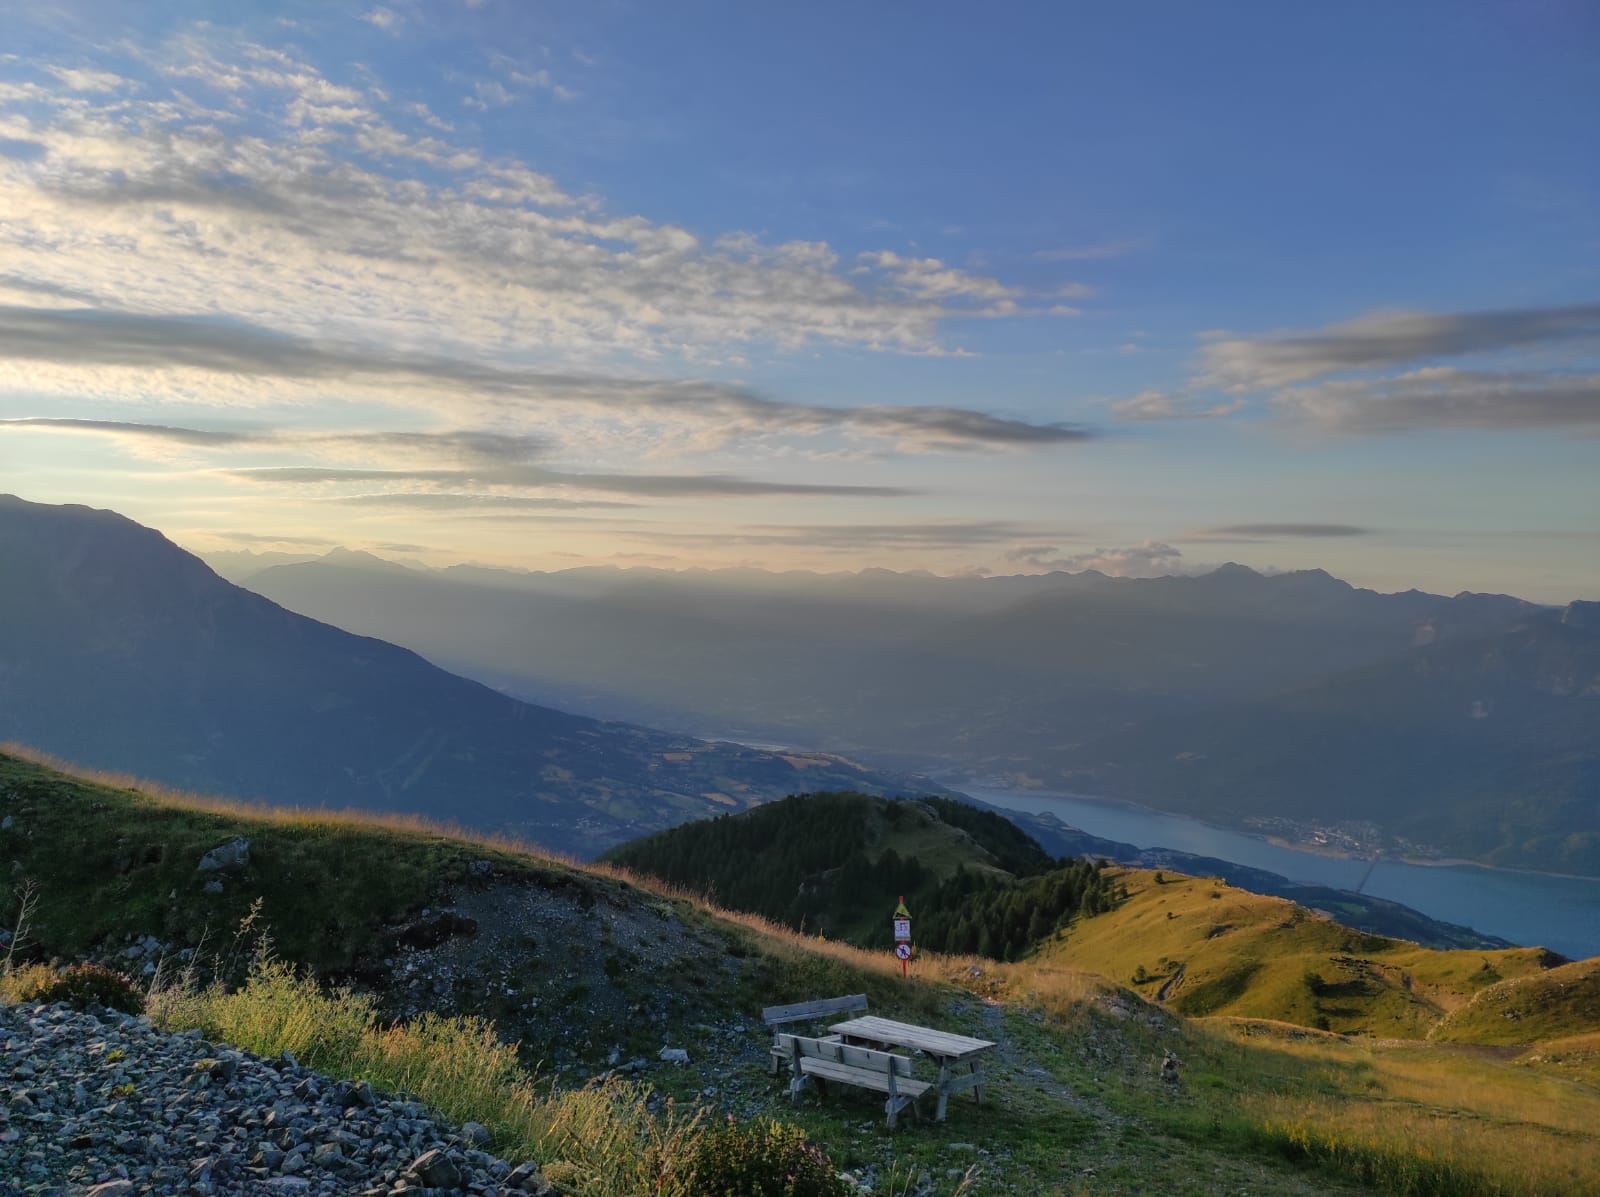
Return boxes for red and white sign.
[894,942,912,961]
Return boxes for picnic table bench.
[775,1033,931,1129]
[761,994,867,1075]
[830,1015,996,1122]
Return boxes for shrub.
[10,962,144,1014]
[677,1117,850,1197]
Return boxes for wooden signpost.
[893,896,912,977]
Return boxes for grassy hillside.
[5,747,1600,1195]
[1043,869,1560,1038]
[1430,958,1600,1046]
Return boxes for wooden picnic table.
[829,1015,996,1121]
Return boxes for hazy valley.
[231,542,1600,876]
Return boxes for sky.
[0,0,1596,601]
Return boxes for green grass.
[1430,959,1600,1045]
[1039,869,1561,1037]
[0,746,598,976]
[6,746,1599,1196]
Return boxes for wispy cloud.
[1194,523,1371,539]
[1201,302,1600,390]
[0,34,1065,372]
[1272,368,1600,434]
[228,466,914,499]
[0,415,918,499]
[1111,391,1243,421]
[630,520,1058,552]
[0,307,1092,451]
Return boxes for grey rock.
[84,1183,134,1197]
[658,1047,689,1065]
[460,1121,491,1148]
[408,1148,462,1188]
[196,837,250,872]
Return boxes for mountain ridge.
[0,495,928,856]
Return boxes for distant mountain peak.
[320,548,416,573]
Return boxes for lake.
[959,786,1600,961]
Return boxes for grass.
[1430,958,1600,1045]
[1035,868,1560,1037]
[6,745,1599,1196]
[0,745,598,975]
[142,953,733,1197]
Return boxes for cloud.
[0,36,1067,370]
[0,417,255,446]
[1007,540,1186,578]
[215,529,337,546]
[1111,391,1244,421]
[0,306,1092,451]
[0,414,917,499]
[362,7,402,32]
[229,466,914,499]
[634,520,1054,552]
[1195,523,1371,539]
[1202,302,1600,389]
[44,67,127,93]
[334,493,639,511]
[1272,368,1600,434]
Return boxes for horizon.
[1,3,1597,603]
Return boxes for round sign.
[894,942,912,961]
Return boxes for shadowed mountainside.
[0,496,926,856]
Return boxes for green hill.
[1036,868,1564,1039]
[605,791,1116,955]
[1430,958,1600,1046]
[5,748,1600,1196]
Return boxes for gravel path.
[0,1002,557,1196]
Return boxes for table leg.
[936,1059,951,1122]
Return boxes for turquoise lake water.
[959,786,1600,961]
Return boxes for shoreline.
[954,781,1600,885]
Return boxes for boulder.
[196,837,250,873]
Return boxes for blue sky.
[0,1,1596,599]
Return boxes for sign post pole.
[892,896,912,979]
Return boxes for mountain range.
[230,545,1600,873]
[0,495,926,856]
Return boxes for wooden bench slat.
[776,1033,927,1128]
[762,994,868,1026]
[798,1057,932,1098]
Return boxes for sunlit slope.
[1430,958,1600,1045]
[1040,869,1561,1037]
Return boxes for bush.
[678,1117,850,1197]
[9,962,144,1014]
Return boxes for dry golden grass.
[1202,1019,1600,1196]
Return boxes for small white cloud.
[1112,391,1243,421]
[45,66,127,92]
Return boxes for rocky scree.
[0,1001,559,1196]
